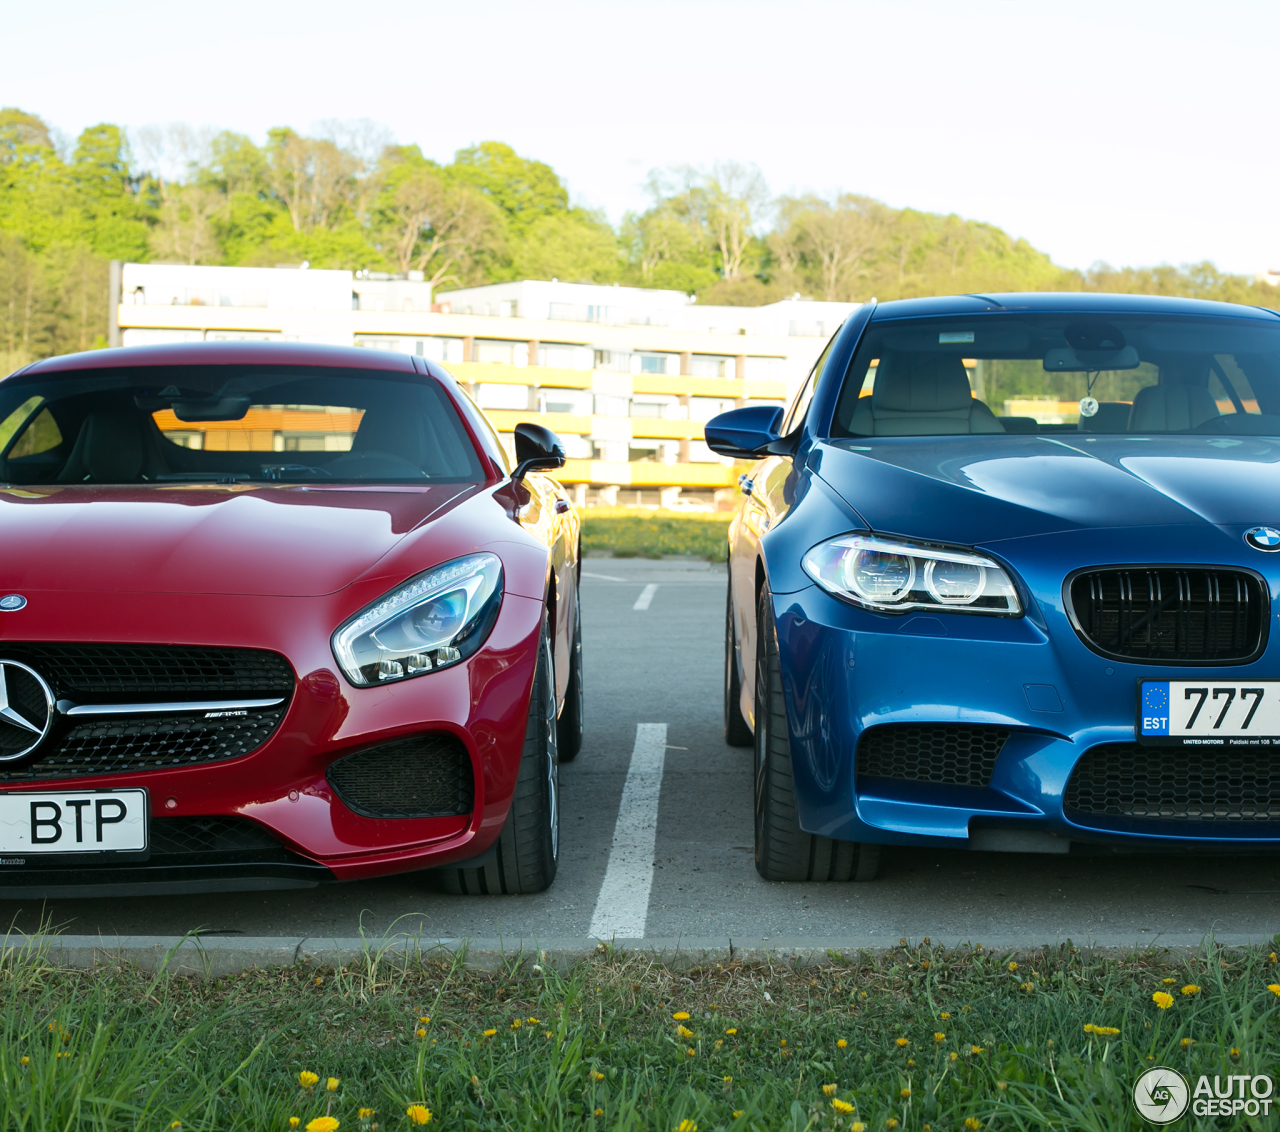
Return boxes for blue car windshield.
[831,314,1280,438]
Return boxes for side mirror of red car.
[512,422,567,483]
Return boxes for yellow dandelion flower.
[837,1038,848,1048]
[732,1113,744,1120]
[900,1087,912,1099]
[676,1121,698,1132]
[1182,984,1201,996]
[822,1083,838,1096]
[1021,981,1034,993]
[545,1030,553,1038]
[886,1120,899,1130]
[686,1047,696,1057]
[1094,1026,1120,1037]
[358,1110,375,1120]
[779,1039,786,1047]
[1083,1023,1095,1033]
[949,1051,958,1062]
[1181,1038,1195,1048]
[1270,952,1277,963]
[594,1109,603,1118]
[405,1105,432,1126]
[298,1071,319,1089]
[895,1037,909,1047]
[831,1098,855,1114]
[1162,977,1176,985]
[289,1120,300,1130]
[677,1025,695,1039]
[1008,961,1018,971]
[934,1031,946,1042]
[483,1029,498,1038]
[921,960,930,969]
[853,1124,866,1132]
[672,1011,690,1021]
[527,1017,540,1024]
[1267,984,1280,998]
[314,977,323,986]
[1153,991,1175,1009]
[1230,1047,1242,1059]
[970,1045,985,1054]
[715,1038,724,1047]
[964,1120,982,1131]
[590,1070,605,1082]
[940,1012,951,1020]
[171,1123,182,1129]
[415,1028,427,1039]
[19,1056,29,1066]
[326,1077,340,1092]
[47,1023,54,1031]
[725,1028,738,1035]
[907,1058,915,1066]
[723,1075,733,1083]
[418,1016,429,1023]
[305,1119,339,1132]
[997,1082,1008,1092]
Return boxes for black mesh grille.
[0,644,294,778]
[1066,742,1280,822]
[327,733,474,819]
[1068,568,1266,664]
[857,724,1009,788]
[0,707,288,781]
[148,815,287,857]
[5,644,294,700]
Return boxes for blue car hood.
[814,435,1280,545]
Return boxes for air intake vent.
[857,724,1010,788]
[1066,742,1280,823]
[327,733,474,819]
[1067,568,1266,664]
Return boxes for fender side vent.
[857,724,1009,788]
[327,733,474,819]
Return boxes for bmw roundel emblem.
[1244,526,1280,551]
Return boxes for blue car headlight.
[332,553,504,685]
[802,534,1021,616]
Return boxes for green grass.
[580,508,734,561]
[2,934,1279,1130]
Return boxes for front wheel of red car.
[437,611,560,894]
[753,584,881,883]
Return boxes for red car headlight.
[331,553,504,686]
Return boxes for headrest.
[82,410,145,482]
[1128,385,1220,432]
[873,354,974,413]
[352,406,426,467]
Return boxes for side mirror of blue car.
[703,405,787,459]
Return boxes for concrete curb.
[4,931,1276,975]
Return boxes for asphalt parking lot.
[2,558,1278,951]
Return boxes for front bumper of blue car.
[773,530,1280,854]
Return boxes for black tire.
[558,594,584,762]
[753,584,881,882]
[724,580,753,747]
[436,612,559,894]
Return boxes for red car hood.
[0,483,477,597]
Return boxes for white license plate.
[1139,680,1280,745]
[0,790,148,854]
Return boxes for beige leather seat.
[1127,385,1220,432]
[848,354,1004,436]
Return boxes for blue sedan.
[707,293,1280,881]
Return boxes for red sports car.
[0,342,582,897]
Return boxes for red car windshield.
[0,365,485,485]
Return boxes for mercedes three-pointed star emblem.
[0,660,54,761]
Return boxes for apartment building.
[112,263,856,498]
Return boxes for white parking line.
[588,722,668,940]
[632,584,659,610]
[582,571,627,582]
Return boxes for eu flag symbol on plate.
[1141,682,1170,735]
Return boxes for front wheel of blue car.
[753,584,881,883]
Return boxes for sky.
[4,0,1278,275]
